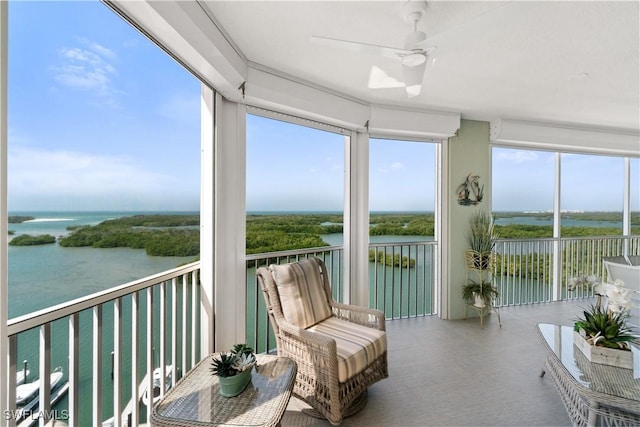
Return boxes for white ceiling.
[202,0,639,133]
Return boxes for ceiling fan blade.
[311,35,411,60]
[402,61,427,98]
[368,65,405,89]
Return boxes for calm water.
[8,211,196,318]
[494,216,623,228]
[6,211,621,424]
[8,211,196,425]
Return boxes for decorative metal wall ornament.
[456,173,484,206]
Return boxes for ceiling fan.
[311,1,436,98]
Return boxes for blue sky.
[8,1,201,211]
[8,1,638,213]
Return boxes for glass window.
[369,138,436,240]
[8,0,200,312]
[560,153,623,236]
[492,147,555,237]
[630,158,639,236]
[245,113,345,252]
[369,138,437,318]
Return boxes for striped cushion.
[308,317,387,382]
[270,258,332,329]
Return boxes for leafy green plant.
[467,209,496,254]
[571,277,639,350]
[462,279,499,307]
[574,303,638,349]
[210,343,256,378]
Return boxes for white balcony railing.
[494,235,640,306]
[245,241,438,353]
[6,262,201,427]
[5,234,637,426]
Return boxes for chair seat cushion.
[308,317,387,382]
[269,258,332,329]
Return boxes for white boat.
[141,365,172,406]
[16,381,69,427]
[16,368,64,406]
[16,370,30,386]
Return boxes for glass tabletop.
[151,354,296,427]
[537,323,640,402]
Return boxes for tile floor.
[280,300,588,426]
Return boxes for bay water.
[7,211,622,424]
[8,211,196,425]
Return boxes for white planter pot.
[473,293,486,308]
[573,330,633,370]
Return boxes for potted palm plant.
[465,209,497,270]
[462,209,500,309]
[210,343,256,397]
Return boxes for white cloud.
[51,39,119,107]
[8,146,195,210]
[377,161,405,174]
[496,150,538,164]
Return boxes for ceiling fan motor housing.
[403,1,427,25]
[403,30,427,66]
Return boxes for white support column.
[435,141,448,318]
[213,93,246,350]
[200,85,215,357]
[0,1,8,420]
[622,157,631,256]
[552,153,562,301]
[345,131,370,307]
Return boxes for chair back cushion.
[269,258,332,329]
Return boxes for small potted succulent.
[210,343,256,397]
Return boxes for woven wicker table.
[151,354,296,427]
[537,323,640,427]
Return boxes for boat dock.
[17,381,70,427]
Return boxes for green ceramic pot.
[218,367,253,397]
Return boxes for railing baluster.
[171,277,178,382]
[159,281,167,395]
[8,335,17,427]
[181,273,188,376]
[145,286,154,418]
[130,291,139,427]
[68,312,79,427]
[92,306,102,427]
[38,323,51,427]
[113,298,121,427]
[191,270,197,367]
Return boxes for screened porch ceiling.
[200,0,638,132]
[111,0,640,144]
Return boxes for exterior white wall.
[445,120,492,319]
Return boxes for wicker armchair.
[257,257,388,425]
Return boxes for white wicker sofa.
[257,257,388,425]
